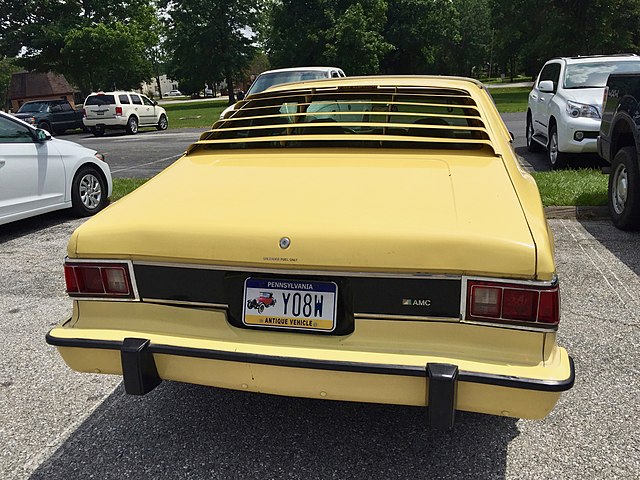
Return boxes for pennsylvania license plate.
[242,278,338,332]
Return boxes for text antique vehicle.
[47,76,574,428]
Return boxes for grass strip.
[531,169,607,206]
[113,169,609,207]
[111,178,149,201]
[489,87,530,113]
[163,100,228,129]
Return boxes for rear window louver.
[194,86,496,153]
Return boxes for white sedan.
[0,111,112,226]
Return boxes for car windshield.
[247,71,329,95]
[17,102,49,113]
[564,61,640,88]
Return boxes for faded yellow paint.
[52,76,569,420]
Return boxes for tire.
[547,123,568,170]
[126,116,138,135]
[608,146,640,231]
[156,114,168,131]
[257,304,265,313]
[91,126,105,137]
[526,113,542,152]
[37,121,51,133]
[71,166,108,217]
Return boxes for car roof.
[263,74,483,93]
[547,54,639,65]
[86,91,144,96]
[258,66,343,75]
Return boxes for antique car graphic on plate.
[47,75,574,429]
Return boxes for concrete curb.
[544,206,609,219]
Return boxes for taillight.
[467,280,559,327]
[602,86,609,111]
[82,108,86,118]
[64,261,134,298]
[115,106,123,116]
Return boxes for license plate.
[242,278,338,332]
[96,111,105,115]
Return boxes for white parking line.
[110,154,184,173]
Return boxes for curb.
[544,206,609,220]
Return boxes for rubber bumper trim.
[46,332,575,392]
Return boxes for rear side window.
[119,94,131,104]
[85,95,116,106]
[131,95,142,105]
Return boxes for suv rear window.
[85,95,116,106]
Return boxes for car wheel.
[71,166,108,217]
[526,113,542,152]
[547,124,567,170]
[126,116,139,135]
[91,126,105,137]
[258,304,265,313]
[37,121,52,133]
[608,146,640,231]
[156,114,168,131]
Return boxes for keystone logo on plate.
[242,278,338,332]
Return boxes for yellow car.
[47,76,574,428]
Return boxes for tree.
[324,1,392,75]
[161,0,260,103]
[0,1,160,94]
[0,56,21,109]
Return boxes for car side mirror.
[35,128,51,142]
[154,101,158,105]
[236,91,245,100]
[538,80,555,93]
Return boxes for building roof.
[8,71,76,100]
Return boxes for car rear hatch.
[84,94,117,120]
[68,147,536,278]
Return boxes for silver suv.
[83,91,168,136]
[527,54,640,169]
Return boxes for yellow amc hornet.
[47,76,574,428]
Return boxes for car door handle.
[531,94,537,100]
[538,97,545,102]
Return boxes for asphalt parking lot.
[1,212,638,479]
[1,111,638,479]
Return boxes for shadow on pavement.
[31,382,519,479]
[0,211,79,244]
[579,219,640,277]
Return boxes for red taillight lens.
[115,106,123,116]
[82,108,86,118]
[467,280,559,327]
[64,262,133,298]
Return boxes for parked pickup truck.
[14,99,85,135]
[598,73,640,230]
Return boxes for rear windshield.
[85,95,116,106]
[202,86,494,153]
[17,102,49,113]
[247,71,330,95]
[564,61,640,88]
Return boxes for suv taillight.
[64,261,134,298]
[466,280,559,327]
[115,106,123,116]
[82,108,86,118]
[602,86,609,111]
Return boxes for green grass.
[531,169,608,206]
[111,178,149,201]
[113,169,609,207]
[489,87,530,113]
[163,100,228,129]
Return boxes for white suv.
[527,54,640,169]
[83,91,169,136]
